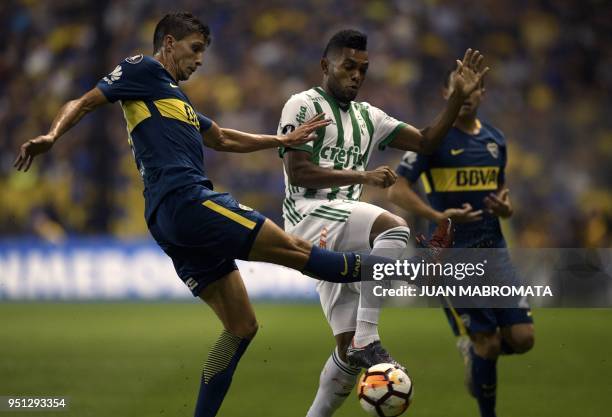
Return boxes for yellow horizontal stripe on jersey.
[121,100,151,132]
[430,166,499,192]
[202,200,256,230]
[154,98,200,129]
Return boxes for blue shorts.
[442,245,533,335]
[443,306,533,336]
[148,183,266,296]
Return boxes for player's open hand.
[280,113,331,147]
[363,165,397,188]
[484,188,513,218]
[14,134,56,172]
[449,49,490,99]
[441,203,483,223]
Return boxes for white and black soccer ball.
[357,363,413,417]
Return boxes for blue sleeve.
[197,112,213,132]
[96,56,152,103]
[498,143,507,186]
[396,151,430,183]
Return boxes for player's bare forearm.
[214,128,281,153]
[285,155,366,188]
[48,94,104,141]
[14,87,107,171]
[204,115,329,153]
[419,90,465,152]
[388,90,465,154]
[388,177,444,222]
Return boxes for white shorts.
[286,199,387,335]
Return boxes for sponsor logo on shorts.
[185,277,198,291]
[319,227,328,248]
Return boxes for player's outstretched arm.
[388,177,483,223]
[284,150,397,189]
[14,87,108,171]
[202,113,331,153]
[387,49,490,154]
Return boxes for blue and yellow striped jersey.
[97,54,213,222]
[397,120,507,248]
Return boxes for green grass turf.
[1,304,611,417]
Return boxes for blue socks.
[470,347,497,417]
[304,246,392,283]
[194,331,251,417]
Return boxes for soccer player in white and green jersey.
[277,30,489,417]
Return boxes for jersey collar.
[314,86,351,112]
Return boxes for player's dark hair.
[153,12,211,53]
[323,29,367,57]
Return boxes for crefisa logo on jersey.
[487,142,499,159]
[125,54,144,64]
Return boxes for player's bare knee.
[392,215,408,228]
[229,319,259,340]
[472,333,501,359]
[288,234,312,256]
[509,329,535,354]
[370,213,408,243]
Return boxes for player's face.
[324,48,369,103]
[444,83,485,118]
[172,32,207,81]
[459,86,484,117]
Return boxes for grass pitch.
[1,304,610,417]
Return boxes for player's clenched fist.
[362,165,397,188]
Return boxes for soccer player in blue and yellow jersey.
[388,71,535,417]
[14,12,451,417]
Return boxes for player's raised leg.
[194,270,258,417]
[248,219,387,284]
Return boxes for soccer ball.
[357,363,413,417]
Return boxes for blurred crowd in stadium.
[1,0,611,247]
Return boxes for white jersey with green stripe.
[278,87,405,226]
